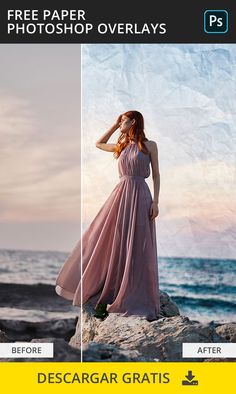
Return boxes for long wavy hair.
[113,110,149,159]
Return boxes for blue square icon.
[204,10,228,34]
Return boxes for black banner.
[0,1,235,43]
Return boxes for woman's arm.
[95,115,122,152]
[149,141,160,220]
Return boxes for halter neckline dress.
[55,141,160,320]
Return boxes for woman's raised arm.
[95,115,122,152]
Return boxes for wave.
[162,282,236,294]
[173,295,236,310]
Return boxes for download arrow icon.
[185,371,195,381]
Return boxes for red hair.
[113,110,149,159]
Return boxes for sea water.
[0,249,235,323]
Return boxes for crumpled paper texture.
[82,44,236,260]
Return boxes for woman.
[55,110,161,322]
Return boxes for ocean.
[0,249,235,324]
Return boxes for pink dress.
[55,141,160,320]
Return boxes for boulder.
[215,323,236,342]
[159,291,180,317]
[69,292,228,361]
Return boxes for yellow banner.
[0,362,235,393]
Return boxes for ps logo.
[204,10,228,33]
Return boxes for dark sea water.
[159,256,236,324]
[0,249,235,323]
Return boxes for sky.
[0,43,235,259]
[0,44,81,252]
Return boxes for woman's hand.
[150,201,159,221]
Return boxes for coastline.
[0,283,235,362]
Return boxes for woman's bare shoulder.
[143,140,157,153]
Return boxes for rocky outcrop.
[69,292,236,362]
[0,318,77,342]
[70,291,180,344]
[70,313,224,362]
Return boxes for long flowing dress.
[55,141,160,320]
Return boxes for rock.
[1,338,81,362]
[160,291,180,317]
[69,302,226,361]
[30,338,81,361]
[215,323,236,342]
[0,318,77,342]
[2,337,143,362]
[69,291,179,345]
[0,338,80,362]
[82,341,148,361]
[0,283,76,313]
[0,329,9,342]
